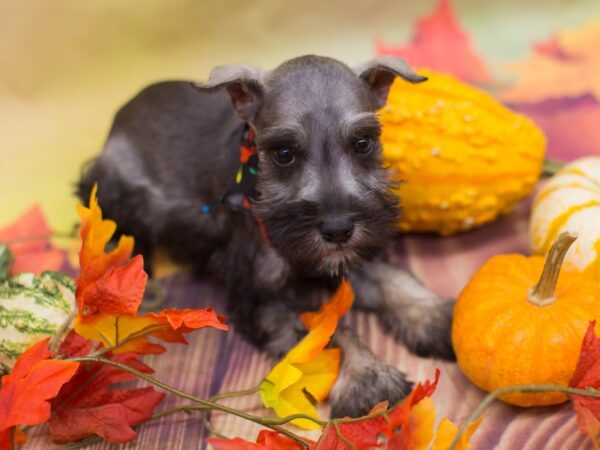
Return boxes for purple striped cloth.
[25,201,591,449]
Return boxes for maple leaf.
[73,307,228,355]
[310,370,440,449]
[375,0,492,85]
[208,430,309,450]
[432,417,482,450]
[500,21,600,160]
[502,21,600,104]
[73,185,229,354]
[384,369,440,433]
[299,279,354,329]
[0,339,79,448]
[260,280,354,429]
[49,332,165,444]
[0,205,66,276]
[76,184,141,317]
[0,428,26,450]
[569,321,600,444]
[387,397,435,450]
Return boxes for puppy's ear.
[192,64,265,123]
[355,56,427,108]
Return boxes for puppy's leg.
[329,326,412,418]
[349,261,455,360]
[241,300,307,358]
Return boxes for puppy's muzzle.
[319,215,355,244]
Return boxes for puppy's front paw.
[329,362,412,418]
[381,299,455,361]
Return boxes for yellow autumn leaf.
[259,280,353,429]
[74,314,167,354]
[433,416,483,450]
[403,397,437,450]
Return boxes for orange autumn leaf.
[500,21,600,160]
[383,369,441,434]
[388,397,436,450]
[0,205,66,276]
[74,184,229,355]
[300,279,354,329]
[432,416,483,450]
[0,427,26,450]
[376,0,492,85]
[74,308,228,354]
[76,184,143,317]
[502,21,600,104]
[0,339,79,448]
[209,430,309,450]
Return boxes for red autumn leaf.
[310,370,440,449]
[312,418,385,450]
[569,321,600,443]
[385,369,440,432]
[0,339,79,445]
[0,205,66,275]
[56,330,93,358]
[0,427,26,450]
[147,307,229,342]
[77,254,147,317]
[376,0,492,85]
[209,430,309,450]
[49,333,165,444]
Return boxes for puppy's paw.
[381,299,455,361]
[263,318,306,359]
[329,362,412,418]
[258,303,307,358]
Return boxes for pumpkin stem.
[528,231,577,306]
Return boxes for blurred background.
[1,0,600,232]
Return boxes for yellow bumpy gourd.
[380,71,546,236]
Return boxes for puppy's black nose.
[320,217,354,244]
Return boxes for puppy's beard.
[275,226,369,278]
[256,195,399,278]
[310,228,366,277]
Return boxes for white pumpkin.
[530,156,600,278]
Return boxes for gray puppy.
[78,55,454,418]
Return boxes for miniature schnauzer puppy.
[77,55,454,418]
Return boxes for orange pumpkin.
[452,232,600,406]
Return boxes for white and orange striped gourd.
[530,156,600,279]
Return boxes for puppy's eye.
[271,148,296,166]
[354,137,372,155]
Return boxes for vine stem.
[448,384,600,450]
[67,356,313,447]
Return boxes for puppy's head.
[194,55,426,277]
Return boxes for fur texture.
[77,55,454,418]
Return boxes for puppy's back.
[77,81,245,252]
